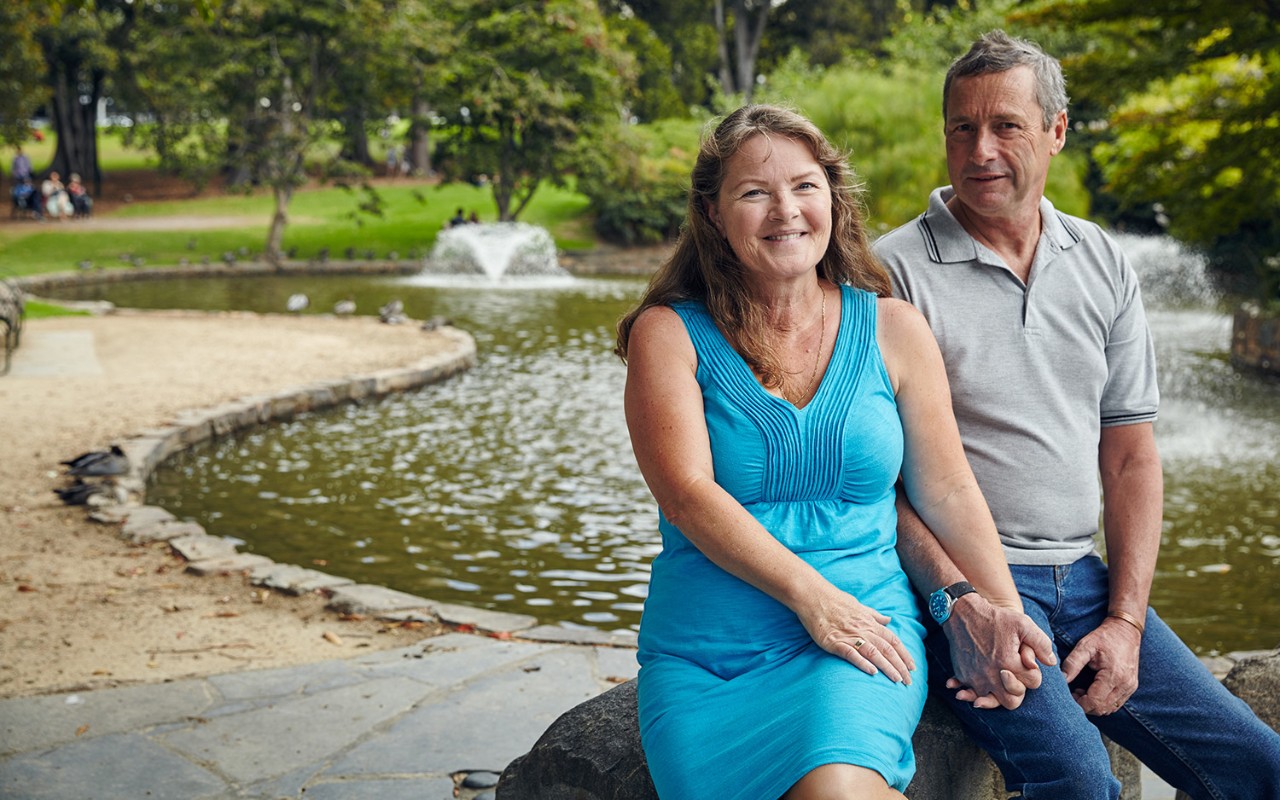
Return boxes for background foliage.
[4,0,1275,301]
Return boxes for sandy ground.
[0,309,460,699]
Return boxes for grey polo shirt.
[873,187,1159,566]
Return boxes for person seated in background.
[41,171,73,220]
[11,177,42,220]
[448,207,466,227]
[67,173,92,218]
[467,210,480,224]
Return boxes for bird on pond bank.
[54,478,124,506]
[61,445,129,477]
[334,298,357,316]
[287,293,310,313]
[379,299,406,324]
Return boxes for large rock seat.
[496,678,1147,799]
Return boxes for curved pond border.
[20,264,639,650]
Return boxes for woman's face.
[707,134,832,287]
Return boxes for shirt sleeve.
[1100,249,1160,427]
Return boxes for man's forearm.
[1099,423,1164,623]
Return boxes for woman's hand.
[798,588,916,684]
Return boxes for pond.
[46,235,1280,654]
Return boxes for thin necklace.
[785,287,826,405]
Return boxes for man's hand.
[942,594,1056,710]
[1060,617,1141,715]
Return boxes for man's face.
[944,66,1067,224]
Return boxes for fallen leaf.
[338,613,367,622]
[396,620,426,630]
[455,624,476,634]
[75,725,90,737]
[16,585,37,593]
[489,631,512,640]
[209,611,239,619]
[322,631,343,646]
[92,669,111,676]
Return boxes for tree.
[119,0,392,263]
[764,0,914,68]
[605,14,686,121]
[0,4,46,147]
[20,1,138,194]
[431,0,628,221]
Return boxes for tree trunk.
[738,0,769,104]
[409,95,431,177]
[342,111,371,165]
[266,185,292,266]
[714,0,735,96]
[45,55,102,193]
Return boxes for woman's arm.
[876,298,1020,604]
[877,298,1055,708]
[625,305,915,683]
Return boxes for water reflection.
[48,238,1280,651]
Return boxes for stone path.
[0,633,639,799]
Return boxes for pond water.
[47,235,1280,654]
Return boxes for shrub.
[576,118,703,245]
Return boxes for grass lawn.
[0,172,596,279]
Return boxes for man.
[873,30,1280,799]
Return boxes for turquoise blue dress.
[637,285,927,798]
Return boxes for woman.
[616,105,1024,798]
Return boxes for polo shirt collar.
[919,186,1081,265]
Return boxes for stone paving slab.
[159,676,430,786]
[0,733,226,800]
[187,553,275,576]
[326,584,436,615]
[249,563,355,595]
[383,603,538,633]
[118,504,177,539]
[122,518,206,544]
[327,645,612,777]
[169,532,242,561]
[0,681,214,757]
[291,777,457,800]
[0,635,639,799]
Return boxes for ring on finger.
[852,638,865,649]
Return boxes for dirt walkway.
[0,310,459,698]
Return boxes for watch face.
[929,590,949,623]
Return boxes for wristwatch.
[928,581,977,624]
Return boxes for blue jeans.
[925,555,1280,799]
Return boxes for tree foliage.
[1021,0,1280,299]
[117,0,394,262]
[0,3,47,148]
[430,0,628,221]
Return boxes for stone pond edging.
[22,262,639,650]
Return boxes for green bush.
[576,118,703,245]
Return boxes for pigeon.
[54,479,113,506]
[379,299,407,324]
[61,445,130,477]
[333,299,357,315]
[420,315,452,331]
[286,293,310,313]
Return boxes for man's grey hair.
[943,30,1069,130]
